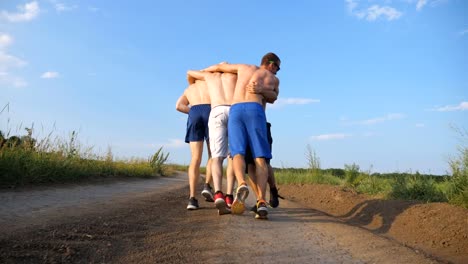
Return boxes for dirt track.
[0,172,466,263]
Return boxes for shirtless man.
[186,69,236,215]
[203,52,281,219]
[176,80,213,210]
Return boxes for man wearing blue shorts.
[203,52,281,219]
[176,79,213,210]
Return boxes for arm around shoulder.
[187,70,206,84]
[202,63,243,73]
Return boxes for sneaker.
[225,194,234,209]
[269,187,283,208]
[214,191,231,215]
[250,204,257,214]
[255,200,268,220]
[187,197,199,210]
[201,183,214,202]
[231,183,249,215]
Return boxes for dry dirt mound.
[278,183,468,264]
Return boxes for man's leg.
[225,157,235,207]
[211,156,230,215]
[230,154,249,214]
[253,157,269,218]
[202,141,214,202]
[246,163,260,213]
[187,141,204,210]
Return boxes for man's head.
[260,52,281,75]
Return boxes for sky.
[0,0,467,175]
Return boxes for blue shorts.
[228,103,271,159]
[245,122,272,166]
[185,104,211,143]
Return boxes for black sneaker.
[255,200,268,220]
[250,204,257,214]
[201,183,214,202]
[269,187,284,208]
[187,197,199,210]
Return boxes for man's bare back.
[203,64,279,105]
[187,71,236,107]
[175,80,210,114]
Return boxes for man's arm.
[246,79,279,103]
[202,63,241,73]
[175,93,190,114]
[187,70,206,85]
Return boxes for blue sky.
[0,0,466,175]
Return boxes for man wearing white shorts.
[187,69,236,215]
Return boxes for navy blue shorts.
[185,104,211,143]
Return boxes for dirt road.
[0,173,453,263]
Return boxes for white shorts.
[208,105,230,158]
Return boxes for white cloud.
[269,97,320,109]
[346,1,402,21]
[0,71,27,88]
[50,1,78,12]
[41,71,60,79]
[1,1,40,22]
[0,36,28,88]
[311,133,351,141]
[0,52,27,71]
[365,5,402,21]
[415,123,425,128]
[360,113,405,125]
[432,102,468,112]
[342,113,405,126]
[458,29,468,37]
[0,33,13,49]
[416,0,428,11]
[163,139,186,148]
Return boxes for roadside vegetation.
[0,128,172,188]
[275,137,468,208]
[1,105,465,208]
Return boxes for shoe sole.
[215,199,231,215]
[236,185,249,203]
[255,213,268,220]
[202,191,214,202]
[231,199,245,214]
[187,205,198,210]
[256,206,268,219]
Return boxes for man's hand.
[187,74,196,84]
[247,81,262,94]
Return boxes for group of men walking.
[175,52,281,220]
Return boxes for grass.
[274,139,468,208]
[0,128,171,188]
[1,114,466,209]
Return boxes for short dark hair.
[261,52,280,66]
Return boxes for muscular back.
[185,80,211,106]
[204,72,237,107]
[232,65,278,105]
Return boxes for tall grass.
[274,139,468,208]
[445,128,468,208]
[0,127,171,188]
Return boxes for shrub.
[149,147,170,176]
[389,172,446,202]
[446,145,468,208]
[344,163,361,188]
